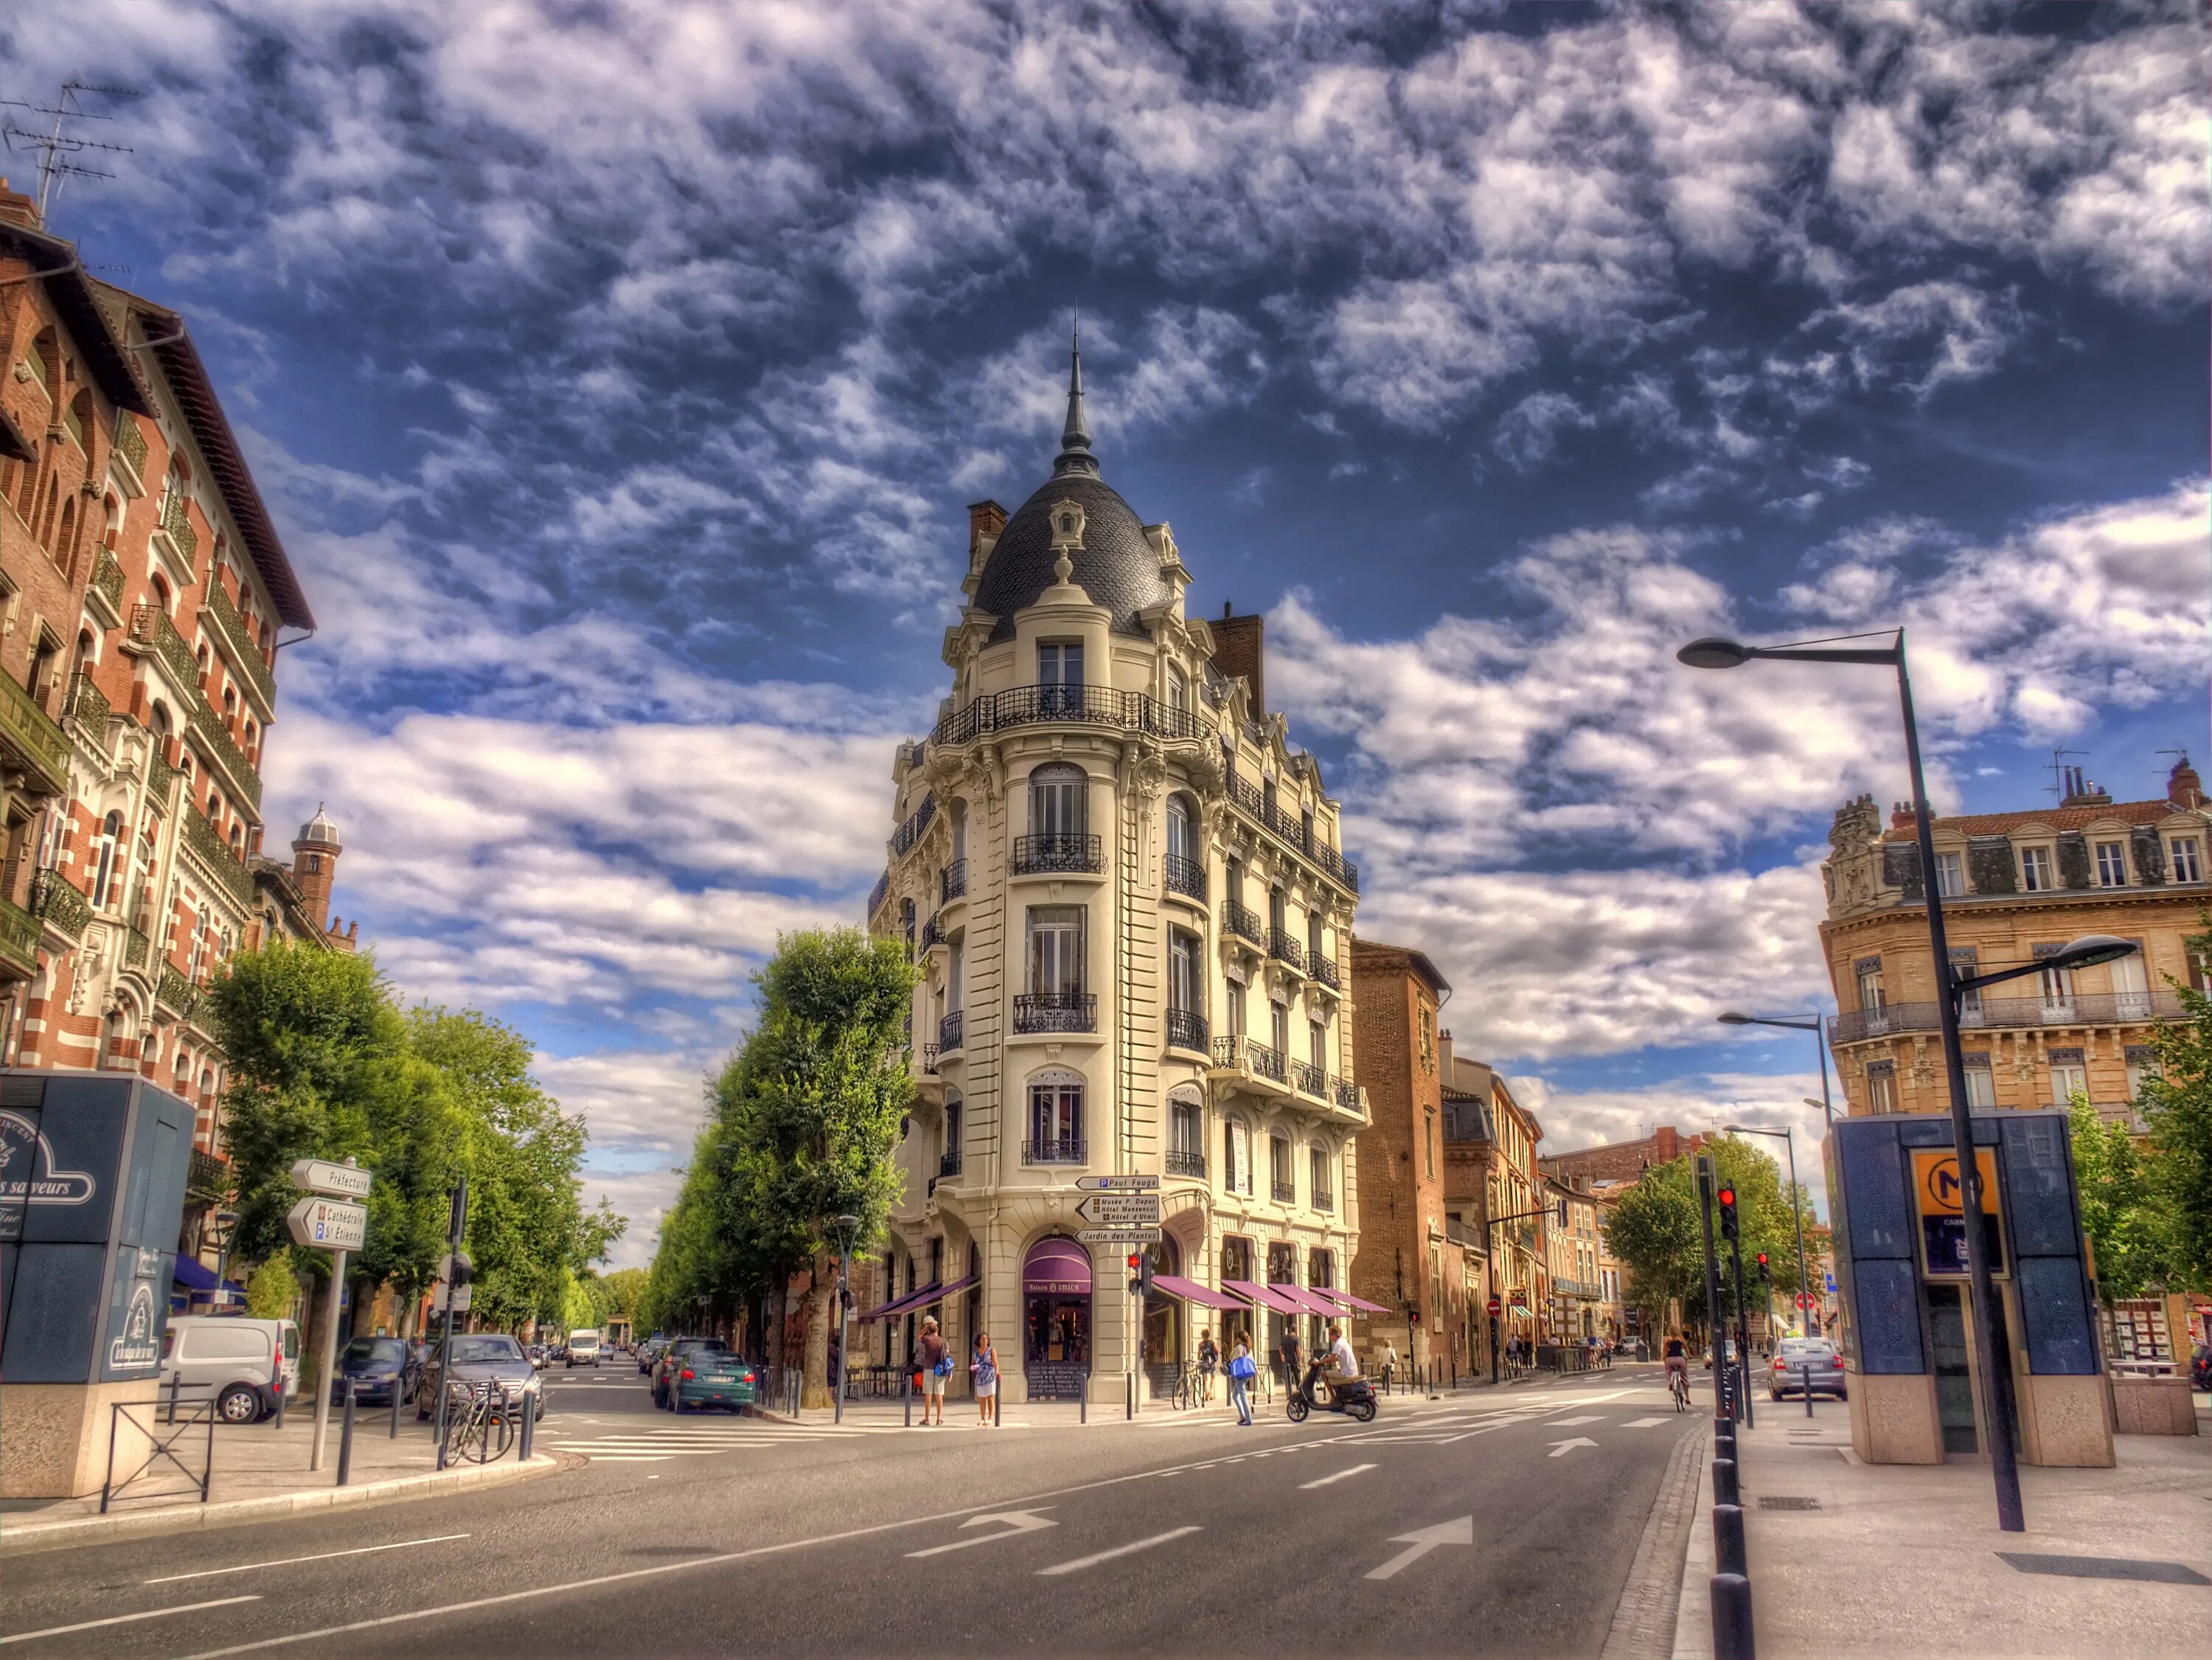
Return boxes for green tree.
[1601,1136,1815,1340]
[2067,1097,2166,1301]
[599,1267,649,1322]
[243,1256,298,1320]
[2138,920,2212,1293]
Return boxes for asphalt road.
[1,1362,1702,1659]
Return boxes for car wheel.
[217,1383,262,1425]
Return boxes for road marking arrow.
[1363,1516,1474,1580]
[1547,1437,1598,1458]
[905,1509,1058,1557]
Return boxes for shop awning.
[1222,1279,1304,1316]
[858,1273,981,1324]
[1023,1236,1093,1296]
[1312,1288,1389,1316]
[1273,1285,1349,1319]
[1152,1274,1243,1311]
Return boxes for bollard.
[1712,1454,1739,1508]
[336,1381,357,1487]
[1080,1382,1088,1425]
[903,1364,913,1428]
[519,1395,535,1461]
[167,1371,182,1426]
[1710,1572,1756,1660]
[1804,1363,1815,1419]
[392,1376,403,1440]
[1713,1501,1748,1578]
[1126,1372,1134,1421]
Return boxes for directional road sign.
[290,1158,372,1198]
[1074,1175,1160,1191]
[1074,1192,1161,1227]
[1077,1227,1163,1246]
[287,1196,368,1251]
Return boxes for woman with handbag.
[972,1331,999,1427]
[1227,1332,1256,1425]
[914,1316,950,1426]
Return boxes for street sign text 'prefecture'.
[288,1197,368,1251]
[290,1158,373,1198]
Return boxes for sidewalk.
[1674,1395,2211,1659]
[0,1400,566,1556]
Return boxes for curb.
[1603,1419,1707,1660]
[1671,1425,1720,1660]
[0,1448,582,1558]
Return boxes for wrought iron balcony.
[29,869,89,940]
[88,551,125,622]
[868,869,890,920]
[0,897,38,977]
[113,414,148,485]
[1166,1150,1207,1178]
[1014,992,1096,1034]
[919,914,946,951]
[1829,991,2186,1045]
[1164,853,1207,903]
[1334,1077,1363,1115]
[190,703,263,810]
[126,604,204,695]
[1291,1058,1328,1098]
[1222,900,1264,947]
[1271,1180,1297,1205]
[158,963,198,1018]
[182,808,255,906]
[1309,953,1340,992]
[939,1150,963,1179]
[1222,766,1360,892]
[1209,1035,1286,1085]
[939,1010,964,1052]
[942,860,967,903]
[202,582,276,711]
[1312,1189,1334,1213]
[921,1044,939,1075]
[158,488,198,563]
[888,792,936,857]
[931,684,1215,749]
[1267,929,1307,973]
[0,667,70,796]
[1012,834,1103,875]
[66,673,111,735]
[1023,1137,1086,1164]
[1165,1007,1209,1054]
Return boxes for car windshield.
[447,1337,524,1364]
[343,1338,406,1364]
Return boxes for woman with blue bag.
[1227,1331,1256,1425]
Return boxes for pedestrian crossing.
[544,1415,1021,1462]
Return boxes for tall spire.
[1053,313,1099,477]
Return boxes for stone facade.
[1820,760,2211,1125]
[861,345,1363,1402]
[1436,1031,1546,1358]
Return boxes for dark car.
[669,1348,759,1414]
[331,1335,411,1407]
[1769,1336,1847,1400]
[653,1338,730,1409]
[417,1333,546,1422]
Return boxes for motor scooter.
[1287,1359,1377,1423]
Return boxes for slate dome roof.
[296,803,341,847]
[971,333,1174,643]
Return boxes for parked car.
[566,1329,602,1368]
[653,1338,730,1409]
[330,1335,411,1407]
[637,1337,668,1375]
[416,1333,546,1422]
[1769,1337,1847,1401]
[160,1316,301,1424]
[667,1347,759,1414]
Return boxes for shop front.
[1022,1235,1091,1400]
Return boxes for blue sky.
[10,0,2205,1262]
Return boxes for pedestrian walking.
[913,1316,950,1426]
[1379,1337,1398,1393]
[1196,1330,1218,1406]
[1278,1324,1303,1397]
[1228,1333,1256,1425]
[971,1331,998,1426]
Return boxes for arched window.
[1167,1086,1205,1174]
[151,574,172,614]
[1029,763,1086,838]
[91,810,122,908]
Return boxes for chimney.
[1211,604,1265,716]
[0,178,39,232]
[2168,754,2203,810]
[966,500,1007,562]
[1890,801,1916,830]
[2060,766,2110,808]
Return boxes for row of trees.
[637,928,914,1406]
[1603,1134,1819,1340]
[207,942,626,1377]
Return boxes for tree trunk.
[801,1254,835,1408]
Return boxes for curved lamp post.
[1717,1010,1835,1124]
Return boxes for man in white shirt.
[1324,1323,1360,1404]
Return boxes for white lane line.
[145,1536,469,1585]
[1034,1527,1203,1577]
[1,1597,262,1645]
[1298,1462,1377,1490]
[579,1455,672,1463]
[1545,1415,1604,1426]
[1619,1417,1672,1428]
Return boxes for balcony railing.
[1271,1180,1297,1205]
[1830,991,2188,1044]
[88,550,126,620]
[1224,765,1360,892]
[1335,1078,1363,1114]
[1310,954,1340,992]
[1014,992,1096,1034]
[190,703,263,810]
[113,414,147,485]
[942,860,967,903]
[202,582,276,711]
[1166,1149,1207,1178]
[939,1150,962,1179]
[182,808,255,906]
[1164,852,1207,903]
[931,684,1214,749]
[1267,928,1307,973]
[1222,900,1264,947]
[1012,834,1103,875]
[921,1044,939,1075]
[0,897,38,976]
[127,603,204,694]
[158,489,198,564]
[920,914,946,951]
[939,1010,964,1052]
[1165,1007,1209,1054]
[0,670,71,796]
[1209,1035,1288,1085]
[124,927,151,969]
[157,963,198,1018]
[1290,1058,1327,1098]
[66,672,111,735]
[869,869,890,920]
[1023,1137,1087,1164]
[888,792,936,858]
[29,869,90,940]
[1312,1189,1334,1212]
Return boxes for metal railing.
[919,914,946,951]
[66,671,111,732]
[29,869,90,939]
[1165,1008,1208,1053]
[1012,833,1103,875]
[89,549,126,617]
[1310,954,1340,991]
[1223,766,1360,892]
[189,702,263,810]
[1164,853,1207,902]
[1335,1078,1363,1114]
[0,664,71,794]
[1166,1149,1207,1178]
[1830,990,2185,1043]
[1014,992,1096,1033]
[1267,928,1307,973]
[1290,1058,1327,1098]
[0,897,39,975]
[1023,1137,1087,1164]
[942,860,967,903]
[931,684,1216,749]
[159,488,198,563]
[889,792,936,857]
[1271,1180,1296,1204]
[102,1389,217,1513]
[127,602,204,695]
[1211,1035,1287,1084]
[938,1010,964,1052]
[1312,1188,1334,1212]
[1222,900,1264,946]
[182,805,256,906]
[201,581,276,710]
[869,869,890,919]
[113,414,148,482]
[920,1044,939,1074]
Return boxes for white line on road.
[1545,1416,1604,1426]
[1035,1527,1203,1577]
[144,1536,470,1585]
[905,1510,1057,1557]
[1298,1463,1377,1490]
[1,1597,262,1645]
[1619,1417,1671,1428]
[1547,1437,1598,1457]
[580,1455,673,1462]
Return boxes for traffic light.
[1756,1252,1771,1285]
[1717,1184,1739,1241]
[1126,1253,1153,1298]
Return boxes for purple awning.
[1023,1237,1092,1296]
[1311,1288,1388,1316]
[1222,1279,1304,1316]
[1152,1274,1243,1311]
[1273,1285,1347,1319]
[858,1273,981,1323]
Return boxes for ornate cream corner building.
[860,341,1366,1403]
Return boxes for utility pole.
[1695,1156,1728,1421]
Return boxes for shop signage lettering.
[0,1108,97,1234]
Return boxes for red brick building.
[1540,1124,1713,1192]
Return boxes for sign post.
[286,1159,372,1472]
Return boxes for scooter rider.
[1323,1322,1360,1406]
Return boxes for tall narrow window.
[2171,837,2204,883]
[1167,930,1201,1014]
[1166,795,1192,862]
[1307,911,1325,969]
[1166,663,1189,712]
[2048,1050,2087,1108]
[1962,1058,1996,1108]
[1935,852,1964,897]
[1270,1000,1290,1058]
[90,810,121,908]
[1038,641,1083,713]
[2020,847,2054,891]
[1225,977,1247,1041]
[1169,1095,1203,1161]
[1309,1018,1326,1073]
[2094,841,2129,887]
[1026,906,1085,996]
[2112,947,2149,1020]
[1310,1146,1330,1205]
[1028,1071,1083,1158]
[1865,1062,1897,1114]
[2038,954,2076,1015]
[1425,1110,1436,1178]
[1029,763,1087,838]
[947,939,964,1013]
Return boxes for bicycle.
[1669,1365,1691,1413]
[440,1380,518,1464]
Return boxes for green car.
[669,1347,758,1414]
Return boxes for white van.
[161,1316,302,1423]
[565,1329,602,1368]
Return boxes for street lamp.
[1719,1122,1812,1346]
[1716,1011,1836,1124]
[832,1212,862,1425]
[1678,626,2038,1529]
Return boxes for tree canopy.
[1601,1134,1815,1337]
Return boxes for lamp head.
[1803,1098,1825,1111]
[2048,934,2138,973]
[1716,1012,1751,1025]
[1677,636,1753,670]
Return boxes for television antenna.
[1,80,138,220]
[2043,747,2087,802]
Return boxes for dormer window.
[1935,852,1964,897]
[2019,847,2054,891]
[2172,837,2204,883]
[2094,841,2128,887]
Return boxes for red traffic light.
[1756,1252,1769,1268]
[1717,1186,1735,1207]
[1126,1254,1141,1270]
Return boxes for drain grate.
[1757,1496,1821,1511]
[1998,1553,2211,1586]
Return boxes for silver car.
[416,1333,546,1421]
[1768,1336,1846,1400]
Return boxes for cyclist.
[1663,1328,1691,1406]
